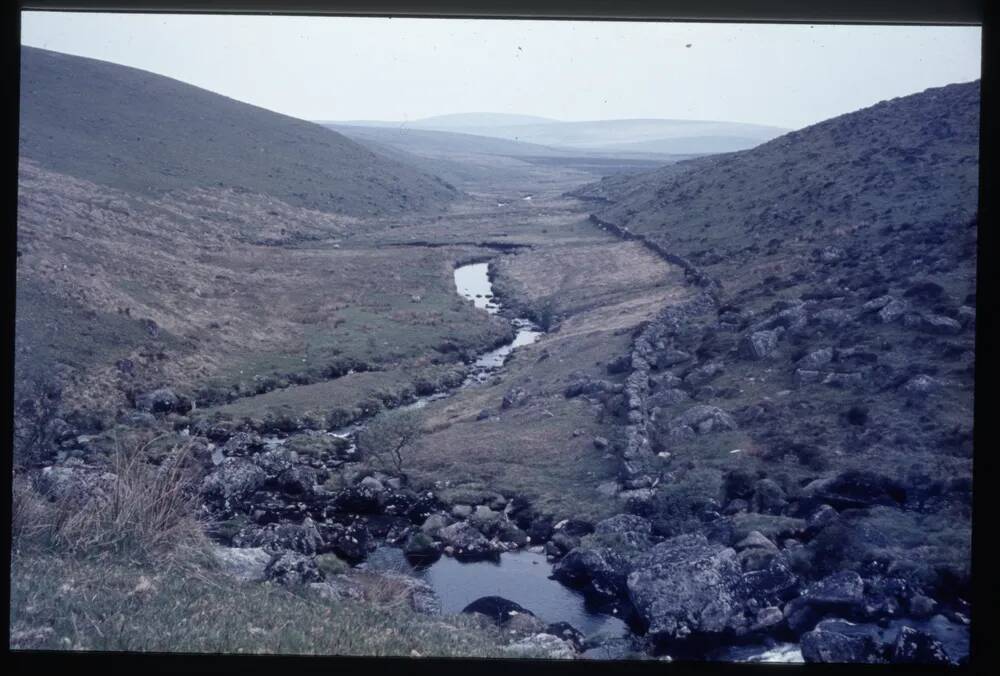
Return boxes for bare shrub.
[13,376,63,468]
[356,409,422,475]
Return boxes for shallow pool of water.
[365,547,629,642]
[454,262,498,314]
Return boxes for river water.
[266,260,807,661]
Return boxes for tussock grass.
[13,436,210,563]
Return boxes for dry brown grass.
[13,436,209,562]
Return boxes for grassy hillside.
[571,81,978,608]
[19,47,458,217]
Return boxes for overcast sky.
[21,12,981,130]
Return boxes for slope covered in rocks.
[20,47,458,217]
[558,81,979,662]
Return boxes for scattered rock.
[738,328,784,360]
[211,546,271,582]
[264,551,322,585]
[437,521,499,561]
[502,633,576,660]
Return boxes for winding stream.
[251,259,806,661]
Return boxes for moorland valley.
[11,46,977,664]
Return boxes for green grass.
[8,551,514,657]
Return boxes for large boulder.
[233,518,323,554]
[890,626,954,665]
[316,521,375,563]
[462,596,534,626]
[201,458,267,510]
[221,431,265,457]
[802,570,865,607]
[625,533,744,641]
[212,545,271,582]
[551,515,653,600]
[551,547,632,601]
[801,619,886,663]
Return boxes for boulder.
[468,505,502,536]
[657,349,692,369]
[420,512,454,536]
[437,521,499,561]
[317,521,374,563]
[254,447,297,478]
[916,314,962,335]
[501,387,529,409]
[806,505,838,533]
[556,519,595,537]
[799,348,834,369]
[803,570,865,607]
[890,626,953,664]
[497,522,530,547]
[211,546,271,582]
[738,329,783,360]
[462,596,533,626]
[334,483,385,514]
[201,458,266,508]
[667,405,737,437]
[233,518,323,555]
[221,431,265,457]
[648,389,690,408]
[277,465,316,496]
[752,479,787,515]
[403,531,440,565]
[264,551,323,585]
[626,534,743,640]
[552,547,633,600]
[813,308,853,329]
[877,300,909,323]
[801,619,886,663]
[683,362,725,388]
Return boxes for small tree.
[356,409,422,475]
[14,376,63,468]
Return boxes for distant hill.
[19,47,458,217]
[330,112,557,130]
[322,114,787,156]
[326,123,687,192]
[410,112,558,128]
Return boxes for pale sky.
[21,11,981,130]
